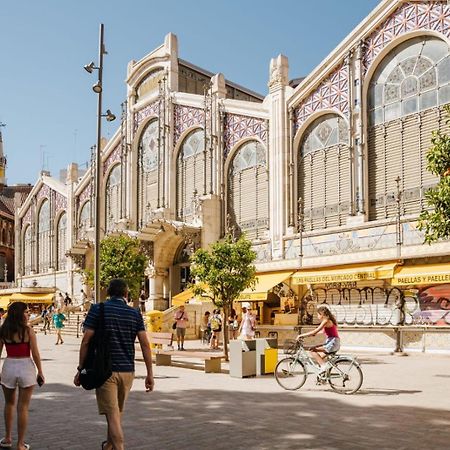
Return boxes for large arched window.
[137,120,159,227]
[23,225,32,276]
[176,129,208,222]
[105,164,121,232]
[368,36,450,220]
[37,199,51,273]
[298,114,350,230]
[56,213,67,270]
[228,141,269,239]
[78,200,91,240]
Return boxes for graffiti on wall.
[301,285,450,326]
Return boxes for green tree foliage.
[82,234,148,300]
[190,235,257,359]
[418,105,450,243]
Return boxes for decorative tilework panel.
[223,113,268,158]
[363,1,450,75]
[23,207,32,224]
[174,104,204,147]
[103,144,121,175]
[54,191,67,213]
[294,64,349,131]
[36,184,50,202]
[78,183,92,204]
[134,101,160,132]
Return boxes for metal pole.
[94,23,104,304]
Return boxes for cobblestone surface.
[1,333,449,449]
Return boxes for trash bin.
[255,338,278,375]
[229,339,256,378]
[146,311,163,348]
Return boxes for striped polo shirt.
[83,297,145,372]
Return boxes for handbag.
[172,311,184,330]
[79,303,112,390]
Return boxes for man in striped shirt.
[74,279,154,450]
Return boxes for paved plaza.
[1,333,449,450]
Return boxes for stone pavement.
[1,333,449,450]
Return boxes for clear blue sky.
[0,0,380,185]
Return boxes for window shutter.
[368,125,386,220]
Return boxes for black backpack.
[80,303,112,390]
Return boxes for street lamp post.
[84,24,115,303]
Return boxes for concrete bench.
[155,350,225,373]
[147,332,225,373]
[148,331,173,348]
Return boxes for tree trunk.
[223,303,230,361]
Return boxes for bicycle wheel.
[327,359,363,394]
[274,357,307,391]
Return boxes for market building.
[15,0,450,352]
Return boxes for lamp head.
[92,82,102,93]
[84,62,96,73]
[105,110,116,122]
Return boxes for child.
[297,304,340,373]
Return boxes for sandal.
[0,438,12,448]
[17,445,30,450]
[101,441,107,450]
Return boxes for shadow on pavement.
[13,381,450,450]
[355,388,422,396]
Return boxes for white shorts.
[1,358,36,389]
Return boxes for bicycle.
[274,339,363,394]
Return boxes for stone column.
[267,55,291,260]
[147,265,169,311]
[66,163,79,297]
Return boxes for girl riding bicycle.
[297,304,340,372]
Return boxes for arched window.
[56,213,67,271]
[137,120,159,227]
[176,129,209,222]
[298,114,350,230]
[228,141,269,239]
[78,200,91,240]
[105,164,121,232]
[37,199,51,273]
[368,36,450,220]
[23,226,32,275]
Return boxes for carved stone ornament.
[139,241,154,260]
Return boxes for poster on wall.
[408,284,450,325]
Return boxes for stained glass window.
[369,36,450,125]
[56,213,67,271]
[228,141,269,239]
[176,129,208,221]
[105,164,121,232]
[23,225,32,276]
[78,200,91,240]
[298,114,351,230]
[37,199,51,273]
[138,120,159,227]
[301,115,349,156]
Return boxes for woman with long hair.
[297,304,340,373]
[0,302,44,450]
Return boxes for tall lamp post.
[84,24,116,303]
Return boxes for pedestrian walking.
[238,303,256,340]
[57,292,64,309]
[41,307,50,334]
[173,305,189,350]
[228,308,239,340]
[74,279,154,450]
[0,302,45,450]
[52,309,65,345]
[209,309,222,349]
[64,293,72,307]
[139,290,146,314]
[200,311,211,345]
